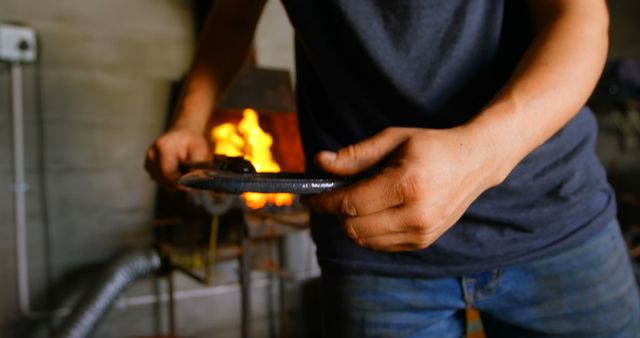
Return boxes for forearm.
[172,0,267,132]
[466,0,609,182]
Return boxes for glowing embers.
[211,108,294,209]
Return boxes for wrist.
[460,105,525,187]
[171,103,212,135]
[172,115,208,134]
[171,81,217,134]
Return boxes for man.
[145,0,640,336]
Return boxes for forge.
[152,66,312,338]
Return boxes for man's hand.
[144,0,266,190]
[307,126,509,252]
[144,126,210,191]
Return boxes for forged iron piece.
[178,169,349,194]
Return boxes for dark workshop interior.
[1,1,640,338]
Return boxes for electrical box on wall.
[0,23,37,63]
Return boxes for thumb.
[315,127,417,176]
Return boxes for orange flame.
[211,108,294,209]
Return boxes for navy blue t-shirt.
[281,0,616,277]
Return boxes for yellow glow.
[211,123,245,157]
[211,109,294,209]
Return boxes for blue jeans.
[322,221,640,337]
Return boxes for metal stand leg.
[277,237,287,338]
[167,272,177,337]
[239,220,252,338]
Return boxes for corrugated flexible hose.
[54,248,162,338]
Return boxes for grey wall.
[0,0,193,335]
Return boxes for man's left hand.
[307,126,510,252]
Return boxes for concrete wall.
[0,0,194,336]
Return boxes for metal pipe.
[54,248,161,338]
[277,237,287,338]
[167,272,176,337]
[239,221,252,338]
[6,60,70,320]
[9,61,54,319]
[11,62,30,316]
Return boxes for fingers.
[307,167,414,217]
[342,206,444,252]
[343,206,418,239]
[344,208,449,252]
[156,145,182,184]
[145,145,179,191]
[340,185,478,252]
[315,127,417,176]
[144,129,210,191]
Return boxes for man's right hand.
[144,126,210,191]
[143,0,266,190]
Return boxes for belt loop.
[461,275,476,306]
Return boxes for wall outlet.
[0,23,37,63]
